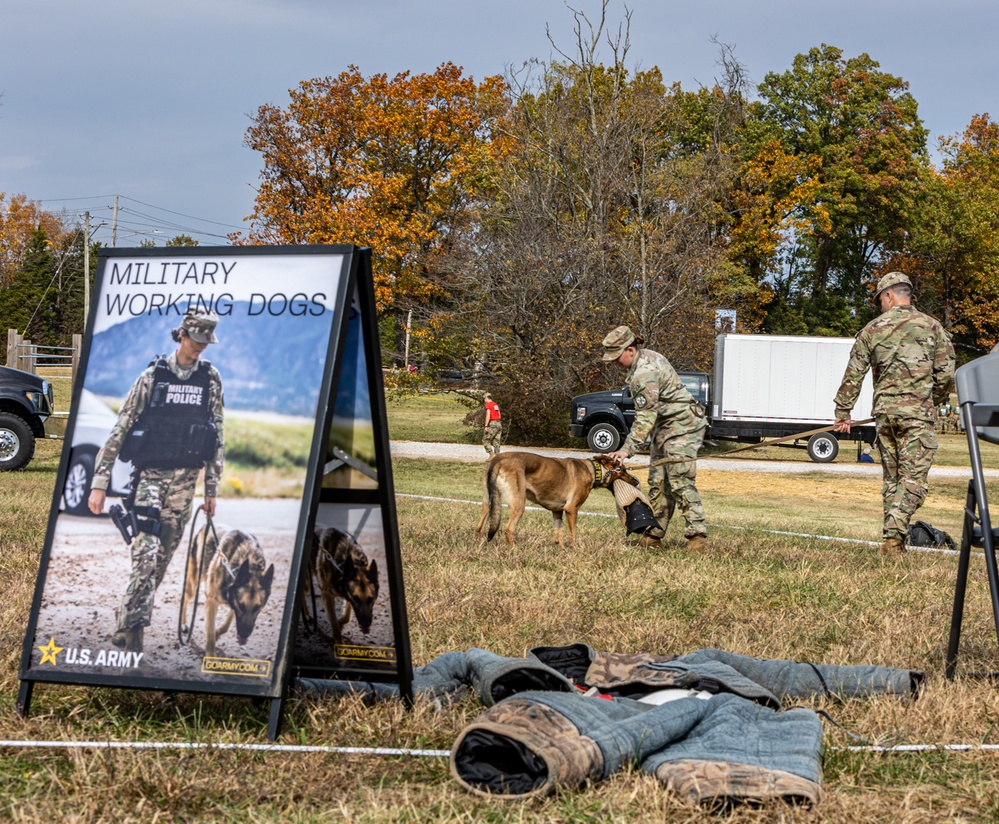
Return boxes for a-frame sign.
[18,245,412,739]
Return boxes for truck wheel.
[63,450,95,515]
[0,412,35,471]
[807,432,839,463]
[587,423,621,453]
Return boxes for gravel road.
[389,440,996,479]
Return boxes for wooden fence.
[6,329,82,383]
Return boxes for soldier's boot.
[112,626,144,653]
[686,535,709,552]
[638,533,663,549]
[880,537,906,557]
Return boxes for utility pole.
[111,195,119,247]
[83,211,90,325]
[404,308,412,367]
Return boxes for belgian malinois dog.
[181,525,275,658]
[310,526,380,646]
[476,452,640,546]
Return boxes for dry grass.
[4,438,999,820]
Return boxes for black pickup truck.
[569,372,710,453]
[0,365,55,470]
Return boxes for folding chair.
[945,349,999,679]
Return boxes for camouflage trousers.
[483,421,502,456]
[647,421,707,539]
[116,466,199,633]
[876,415,937,541]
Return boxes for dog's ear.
[367,558,379,582]
[234,559,252,586]
[262,564,275,592]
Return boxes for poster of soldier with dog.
[18,245,384,710]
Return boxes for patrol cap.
[601,325,637,361]
[873,271,913,300]
[180,308,220,344]
[484,393,493,400]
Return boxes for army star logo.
[635,394,647,409]
[38,637,64,666]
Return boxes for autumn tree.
[241,63,510,364]
[754,45,929,334]
[464,4,752,444]
[0,193,66,286]
[899,115,999,356]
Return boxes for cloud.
[0,154,39,173]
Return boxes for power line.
[28,194,248,246]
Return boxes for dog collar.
[589,457,604,488]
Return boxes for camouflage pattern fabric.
[584,649,679,689]
[450,696,606,798]
[483,421,502,456]
[622,349,707,538]
[651,754,820,808]
[116,467,198,632]
[834,304,955,423]
[94,350,225,633]
[93,351,225,495]
[876,415,937,541]
[835,304,954,540]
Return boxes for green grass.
[6,391,999,819]
[385,391,479,444]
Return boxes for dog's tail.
[485,459,503,542]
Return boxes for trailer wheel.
[807,432,839,463]
[587,423,621,453]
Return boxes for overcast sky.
[2,0,997,247]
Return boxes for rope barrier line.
[396,494,965,557]
[0,739,449,757]
[3,737,998,758]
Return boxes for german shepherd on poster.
[309,525,380,646]
[181,525,275,658]
[477,452,639,546]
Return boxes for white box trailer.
[708,334,876,462]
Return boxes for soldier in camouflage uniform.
[833,272,955,557]
[88,308,225,652]
[602,326,709,551]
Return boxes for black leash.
[176,505,219,647]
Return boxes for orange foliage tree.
[239,62,511,361]
[0,193,66,286]
[899,115,999,355]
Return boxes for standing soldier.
[833,272,955,557]
[483,393,502,458]
[602,326,709,551]
[88,308,225,652]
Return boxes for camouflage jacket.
[622,348,706,457]
[834,304,955,423]
[92,351,225,496]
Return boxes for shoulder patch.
[635,393,648,409]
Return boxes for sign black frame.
[17,244,411,738]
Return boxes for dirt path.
[29,498,303,687]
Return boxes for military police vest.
[120,357,218,470]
